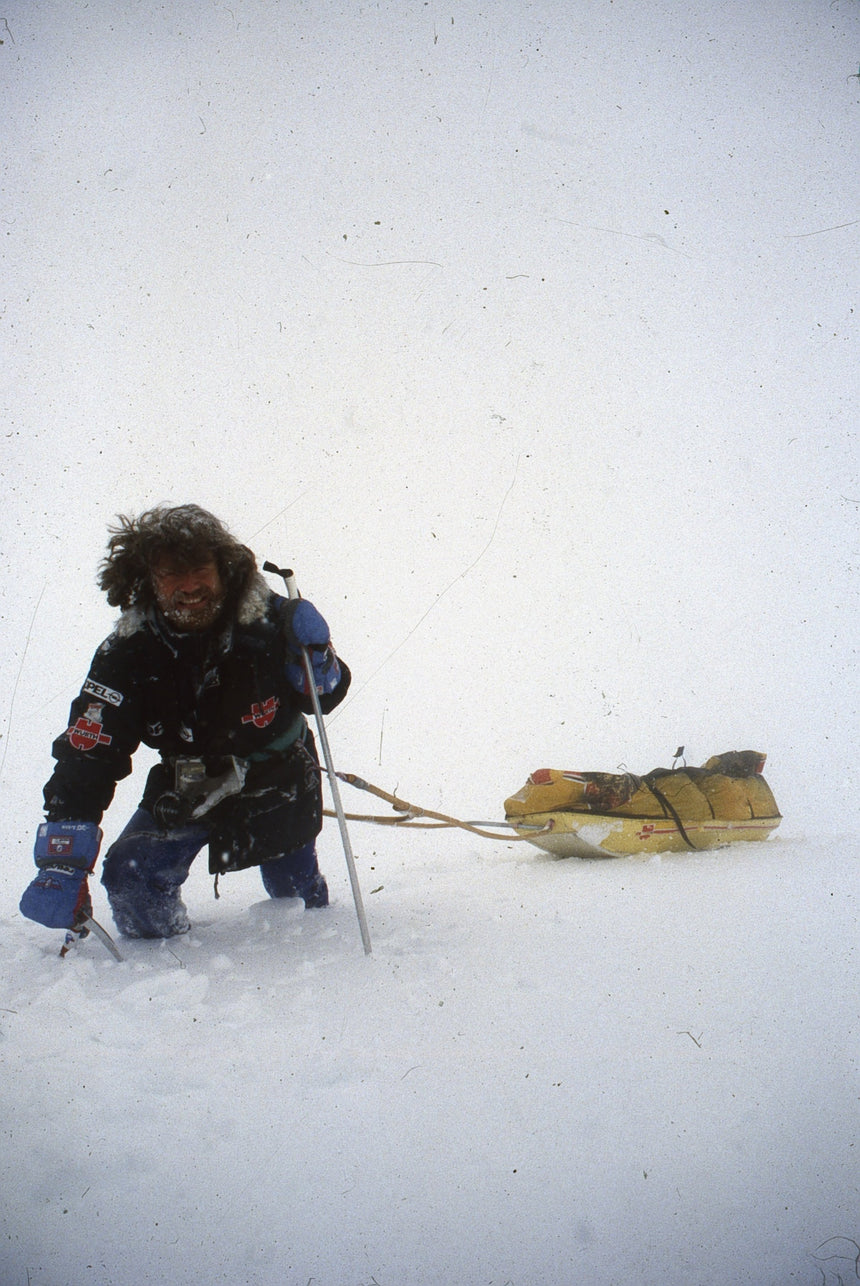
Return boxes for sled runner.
[503,751,781,858]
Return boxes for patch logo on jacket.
[83,678,124,707]
[68,704,113,752]
[241,696,280,729]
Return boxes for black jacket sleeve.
[43,634,143,824]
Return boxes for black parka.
[43,576,350,871]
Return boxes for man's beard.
[159,589,225,631]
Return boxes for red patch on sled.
[241,696,280,729]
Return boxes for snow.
[2,1,858,1283]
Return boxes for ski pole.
[263,562,372,955]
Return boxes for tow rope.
[325,772,550,842]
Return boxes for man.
[20,504,350,939]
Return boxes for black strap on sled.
[643,780,699,851]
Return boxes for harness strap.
[246,712,308,762]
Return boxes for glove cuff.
[34,821,102,872]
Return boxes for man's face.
[151,554,225,631]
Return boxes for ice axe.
[263,562,371,955]
[61,913,125,962]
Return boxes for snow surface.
[2,1,859,1283]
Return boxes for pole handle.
[263,561,299,600]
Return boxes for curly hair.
[98,505,257,611]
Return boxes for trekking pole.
[263,562,372,955]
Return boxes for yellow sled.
[504,751,781,858]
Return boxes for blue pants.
[101,809,328,938]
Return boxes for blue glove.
[283,598,331,649]
[20,821,102,930]
[285,644,342,696]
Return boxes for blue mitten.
[285,644,342,696]
[283,598,331,649]
[20,821,102,930]
[283,598,341,695]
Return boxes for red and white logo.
[68,703,113,752]
[241,696,280,729]
[47,834,75,856]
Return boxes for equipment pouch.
[153,756,248,827]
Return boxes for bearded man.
[20,504,350,939]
